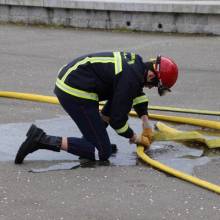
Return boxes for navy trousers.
[56,92,112,161]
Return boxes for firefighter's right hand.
[129,133,151,148]
[142,127,153,143]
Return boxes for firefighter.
[14,52,178,164]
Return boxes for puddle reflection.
[0,116,219,173]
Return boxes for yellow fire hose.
[1,90,220,194]
[136,146,220,194]
[154,122,220,149]
[1,91,220,129]
[1,91,220,116]
[0,91,59,104]
[149,105,220,116]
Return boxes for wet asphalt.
[0,24,220,220]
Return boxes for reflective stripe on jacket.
[54,51,147,138]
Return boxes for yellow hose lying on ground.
[2,90,220,131]
[1,90,220,194]
[1,91,220,116]
[136,146,220,194]
[154,122,220,149]
[0,91,59,104]
[2,91,220,130]
[149,105,220,116]
[130,110,220,130]
[149,113,220,130]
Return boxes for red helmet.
[154,56,178,89]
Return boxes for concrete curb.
[1,0,220,35]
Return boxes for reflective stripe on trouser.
[56,92,112,160]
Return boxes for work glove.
[142,118,153,143]
[129,133,151,148]
[142,127,153,144]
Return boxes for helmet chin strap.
[158,81,171,96]
[155,55,161,73]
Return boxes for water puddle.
[30,160,112,173]
[30,161,81,173]
[148,142,210,173]
[0,116,219,173]
[0,116,138,165]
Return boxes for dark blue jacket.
[54,52,148,138]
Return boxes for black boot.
[15,124,62,164]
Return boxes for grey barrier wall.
[0,0,220,35]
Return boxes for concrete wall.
[1,0,220,35]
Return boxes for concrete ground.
[0,24,220,220]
